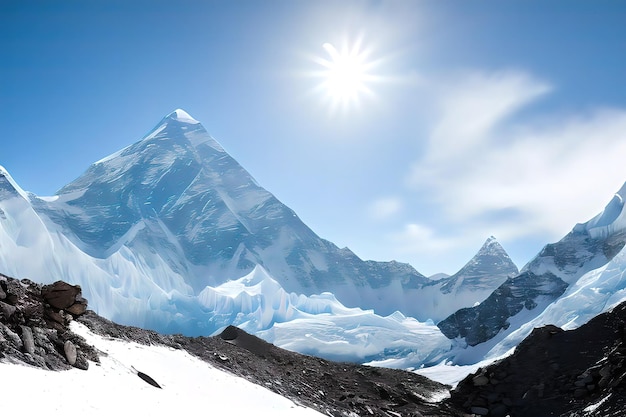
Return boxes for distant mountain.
[439,236,518,295]
[409,237,518,323]
[438,183,626,351]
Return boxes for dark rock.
[0,300,16,319]
[470,406,489,415]
[490,403,509,417]
[42,281,81,310]
[1,324,22,348]
[45,307,65,323]
[132,366,162,388]
[573,388,588,398]
[447,301,626,416]
[0,274,96,371]
[472,374,489,386]
[65,302,87,316]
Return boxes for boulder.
[64,340,77,366]
[42,281,81,310]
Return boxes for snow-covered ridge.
[580,181,626,239]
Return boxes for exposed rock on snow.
[4,272,626,417]
[0,274,96,370]
[446,301,626,416]
[79,310,458,417]
[438,223,626,347]
[0,273,459,416]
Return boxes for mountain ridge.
[438,183,626,354]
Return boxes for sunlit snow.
[0,322,324,416]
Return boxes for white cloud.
[384,223,487,275]
[389,223,460,253]
[409,68,626,241]
[367,197,403,220]
[426,70,552,162]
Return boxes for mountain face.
[30,109,428,309]
[438,184,626,349]
[439,236,518,295]
[1,109,457,366]
[407,237,518,324]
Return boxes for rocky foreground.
[2,272,626,417]
[0,273,458,416]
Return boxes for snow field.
[0,322,324,416]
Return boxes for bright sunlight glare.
[312,38,378,111]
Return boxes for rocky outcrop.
[447,301,626,416]
[0,274,96,370]
[438,270,568,345]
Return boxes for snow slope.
[0,321,324,416]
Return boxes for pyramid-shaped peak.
[439,236,518,295]
[481,235,501,249]
[165,108,200,124]
[477,236,513,259]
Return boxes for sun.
[312,38,378,110]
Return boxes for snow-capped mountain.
[437,182,626,363]
[32,109,430,313]
[439,236,518,295]
[0,109,459,366]
[405,236,518,323]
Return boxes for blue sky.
[2,0,626,275]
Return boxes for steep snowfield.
[0,321,324,416]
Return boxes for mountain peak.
[0,165,29,200]
[165,108,199,124]
[479,235,504,253]
[440,236,518,295]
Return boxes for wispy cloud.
[408,69,626,241]
[367,197,403,220]
[389,223,461,254]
